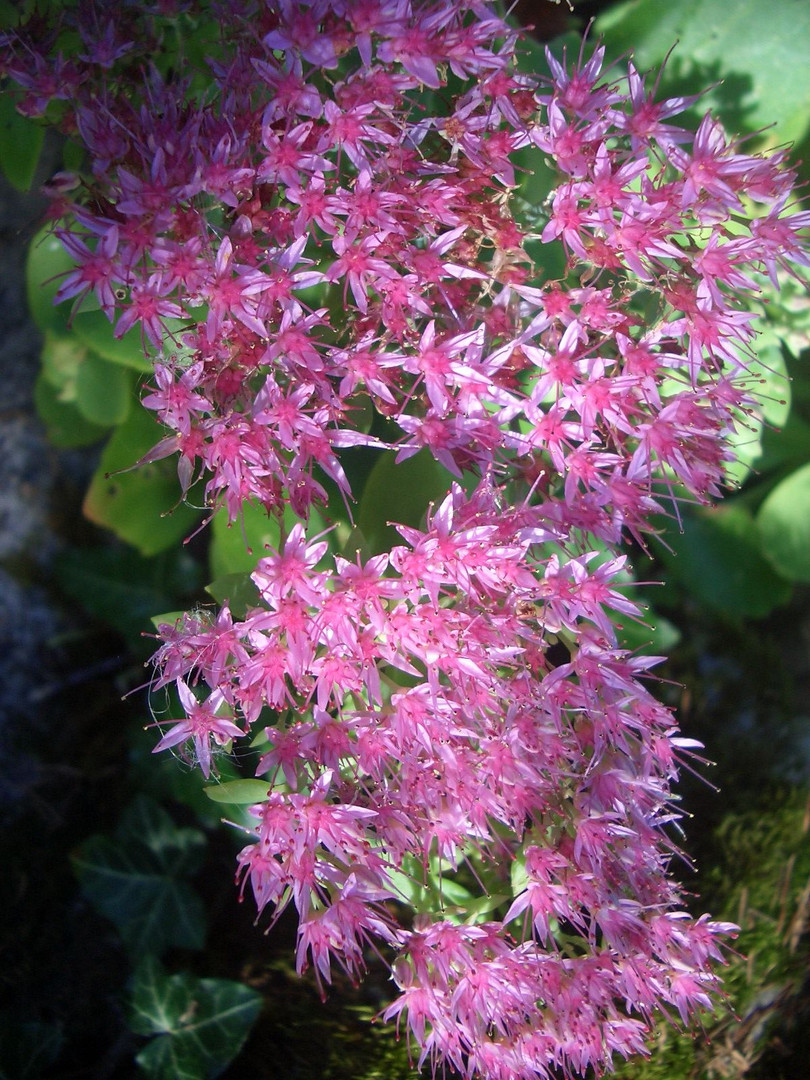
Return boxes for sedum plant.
[2,1,808,1077]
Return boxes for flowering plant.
[3,1,809,1076]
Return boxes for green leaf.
[208,501,329,580]
[209,503,281,580]
[0,1014,62,1080]
[615,612,681,656]
[75,353,134,425]
[83,405,201,556]
[757,410,810,474]
[70,308,157,372]
[203,779,271,805]
[596,0,810,149]
[725,341,790,487]
[357,449,455,555]
[40,329,88,393]
[658,503,792,617]
[130,957,262,1080]
[757,462,810,581]
[34,371,109,448]
[0,93,44,191]
[56,545,202,653]
[204,573,261,617]
[71,797,207,958]
[25,226,76,334]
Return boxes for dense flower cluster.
[5,1,808,1076]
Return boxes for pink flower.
[153,680,243,779]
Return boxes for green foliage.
[595,0,810,151]
[71,797,208,958]
[26,226,77,335]
[0,1015,62,1080]
[0,92,44,192]
[757,463,810,582]
[55,544,203,653]
[203,779,272,805]
[70,308,157,371]
[129,957,262,1080]
[83,405,201,556]
[586,0,810,622]
[613,790,810,1080]
[34,369,111,447]
[357,448,457,554]
[209,504,282,580]
[656,504,793,619]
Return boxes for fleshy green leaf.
[40,329,88,394]
[129,957,262,1080]
[0,92,45,191]
[725,341,790,486]
[203,779,271,805]
[75,353,134,425]
[204,573,261,617]
[757,462,810,581]
[208,501,329,580]
[83,405,201,555]
[659,503,792,617]
[208,504,281,580]
[615,612,681,656]
[70,309,159,372]
[596,0,810,149]
[25,226,77,334]
[357,449,455,555]
[56,545,202,653]
[71,798,207,958]
[34,371,109,448]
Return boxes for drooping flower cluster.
[5,1,808,1076]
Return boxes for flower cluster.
[5,1,808,1076]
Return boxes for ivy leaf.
[129,957,262,1080]
[71,797,207,958]
[0,1015,62,1080]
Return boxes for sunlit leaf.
[757,461,810,581]
[357,449,455,555]
[659,503,792,617]
[596,0,810,149]
[203,779,271,805]
[83,405,200,556]
[208,504,281,580]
